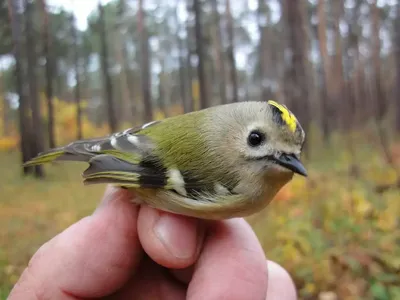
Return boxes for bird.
[25,100,307,220]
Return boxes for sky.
[47,0,112,30]
[47,0,265,30]
[44,0,262,69]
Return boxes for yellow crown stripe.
[267,100,297,133]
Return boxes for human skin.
[8,186,297,300]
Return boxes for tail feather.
[23,136,110,167]
[23,126,152,168]
[22,129,165,190]
[23,148,66,167]
[83,177,140,188]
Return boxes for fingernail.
[154,212,199,259]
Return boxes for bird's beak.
[273,153,307,176]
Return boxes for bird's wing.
[24,120,226,196]
[24,121,161,166]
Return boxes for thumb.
[9,186,143,299]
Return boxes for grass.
[0,140,399,299]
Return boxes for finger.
[137,205,205,269]
[107,255,186,300]
[9,186,143,300]
[187,218,268,300]
[169,234,298,299]
[266,261,297,300]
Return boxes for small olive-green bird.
[25,100,306,220]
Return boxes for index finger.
[187,218,268,300]
[9,186,143,299]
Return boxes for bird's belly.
[128,178,290,220]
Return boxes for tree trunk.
[186,53,194,113]
[369,0,394,172]
[1,72,10,136]
[81,36,91,104]
[193,0,208,109]
[177,37,187,110]
[395,0,400,132]
[331,0,346,129]
[346,0,363,127]
[316,0,331,138]
[175,4,188,111]
[138,0,153,121]
[225,0,238,103]
[281,0,310,147]
[55,61,65,99]
[71,14,82,140]
[122,51,136,123]
[211,0,227,105]
[7,0,33,174]
[39,0,55,148]
[157,58,168,116]
[371,0,385,121]
[25,0,44,178]
[185,14,194,113]
[317,0,330,85]
[257,0,273,101]
[98,2,117,132]
[115,0,133,122]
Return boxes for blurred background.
[0,0,399,299]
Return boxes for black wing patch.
[83,154,168,188]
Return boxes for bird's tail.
[23,137,110,167]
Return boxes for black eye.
[247,130,265,147]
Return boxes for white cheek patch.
[248,147,270,157]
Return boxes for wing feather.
[82,154,167,188]
[24,120,234,197]
[24,125,154,167]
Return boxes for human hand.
[9,186,297,300]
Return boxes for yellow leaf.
[0,136,19,152]
[352,190,373,219]
[304,282,316,294]
[377,209,397,231]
